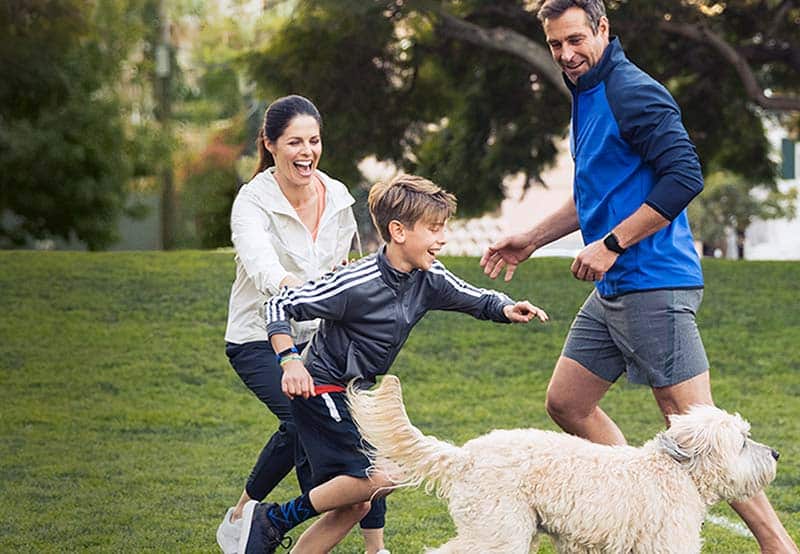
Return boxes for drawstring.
[354,225,364,258]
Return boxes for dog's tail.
[347,375,464,498]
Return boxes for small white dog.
[347,375,779,554]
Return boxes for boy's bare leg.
[361,528,386,554]
[308,474,390,511]
[287,474,392,552]
[652,373,798,554]
[291,503,371,553]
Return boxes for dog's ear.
[657,432,692,463]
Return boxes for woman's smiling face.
[265,114,322,188]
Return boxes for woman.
[216,95,388,554]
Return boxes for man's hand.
[281,361,315,399]
[503,301,549,323]
[480,233,537,282]
[570,239,619,281]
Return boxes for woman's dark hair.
[252,94,323,178]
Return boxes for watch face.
[604,233,625,254]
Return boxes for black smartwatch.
[603,232,626,255]
[275,345,299,362]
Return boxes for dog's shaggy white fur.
[347,375,779,554]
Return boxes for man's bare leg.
[545,356,625,445]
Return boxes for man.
[480,1,798,552]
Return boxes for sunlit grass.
[0,252,797,552]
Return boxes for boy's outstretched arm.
[503,301,549,323]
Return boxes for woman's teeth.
[294,160,313,175]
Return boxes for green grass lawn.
[0,251,798,553]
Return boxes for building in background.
[740,128,799,260]
[443,138,582,258]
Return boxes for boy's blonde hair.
[368,174,457,242]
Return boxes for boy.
[239,174,548,553]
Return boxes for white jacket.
[225,167,358,344]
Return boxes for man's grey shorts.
[562,288,709,387]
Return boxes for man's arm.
[570,204,668,281]
[481,197,580,281]
[571,78,703,282]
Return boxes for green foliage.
[4,1,796,249]
[246,0,431,187]
[245,0,798,219]
[412,16,567,216]
[0,0,149,250]
[178,134,242,249]
[246,0,567,212]
[1,251,798,552]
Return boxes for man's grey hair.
[537,0,607,33]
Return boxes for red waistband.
[314,384,346,395]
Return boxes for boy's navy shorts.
[290,389,386,529]
[290,390,371,485]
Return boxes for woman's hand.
[279,274,304,289]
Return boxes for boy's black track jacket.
[265,247,514,387]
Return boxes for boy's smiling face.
[386,217,448,272]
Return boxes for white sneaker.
[370,550,391,554]
[216,507,242,554]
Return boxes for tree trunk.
[155,0,176,250]
[736,229,746,260]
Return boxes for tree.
[180,133,242,249]
[0,0,149,250]
[245,0,799,220]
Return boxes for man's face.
[543,6,609,84]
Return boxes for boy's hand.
[281,361,316,399]
[504,301,549,323]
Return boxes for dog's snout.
[771,449,780,461]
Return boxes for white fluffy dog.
[347,375,779,554]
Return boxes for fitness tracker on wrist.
[276,345,299,361]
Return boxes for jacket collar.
[256,167,354,218]
[564,36,625,93]
[376,245,415,291]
